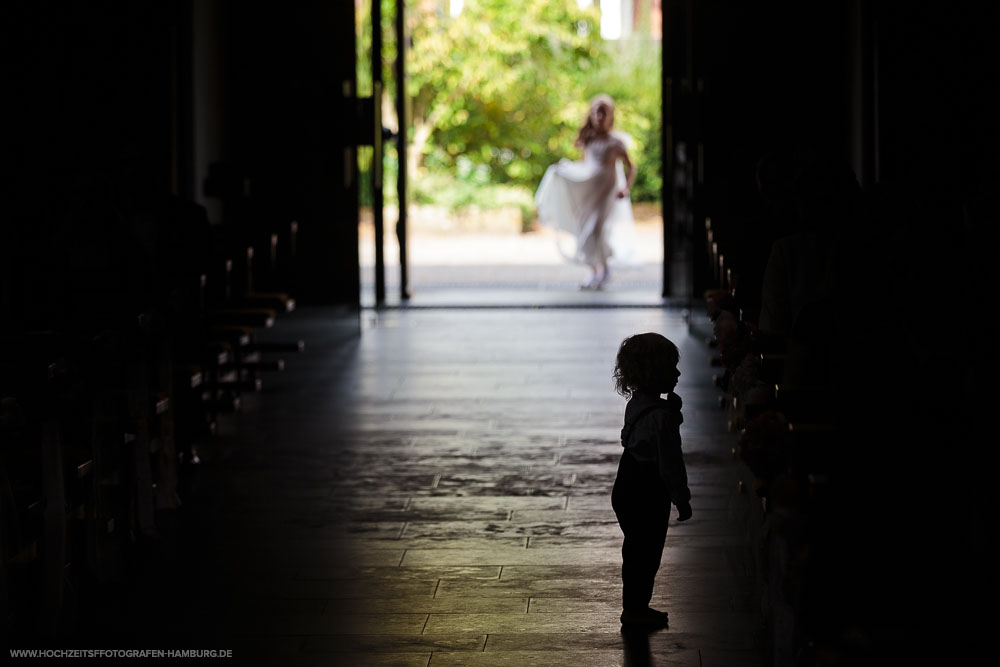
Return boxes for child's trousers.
[611,450,672,611]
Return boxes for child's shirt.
[621,391,691,506]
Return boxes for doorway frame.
[368,0,681,304]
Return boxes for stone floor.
[357,222,667,307]
[155,304,763,666]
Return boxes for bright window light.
[600,0,622,40]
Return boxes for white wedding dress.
[534,131,640,268]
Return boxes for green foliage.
[356,0,397,97]
[407,0,605,186]
[412,171,535,231]
[581,37,663,201]
[358,0,663,211]
[357,145,400,209]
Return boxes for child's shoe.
[620,607,668,628]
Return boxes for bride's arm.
[617,147,636,199]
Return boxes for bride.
[534,94,640,289]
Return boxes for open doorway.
[357,0,665,306]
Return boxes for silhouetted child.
[612,333,692,628]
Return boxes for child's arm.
[656,419,692,518]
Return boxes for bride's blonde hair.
[574,94,615,148]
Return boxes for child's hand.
[617,187,629,199]
[676,502,692,522]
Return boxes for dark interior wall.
[3,1,183,332]
[206,0,360,307]
[862,0,999,477]
[673,0,999,285]
[875,0,983,198]
[664,0,855,298]
[866,0,996,397]
[3,1,176,190]
[1,0,361,327]
[873,9,1000,655]
[0,2,362,643]
[695,0,854,278]
[665,1,1000,659]
[192,0,226,225]
[666,0,999,384]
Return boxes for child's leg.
[618,508,669,610]
[612,453,671,611]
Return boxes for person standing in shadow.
[612,333,693,630]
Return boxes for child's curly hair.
[614,332,680,398]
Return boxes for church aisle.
[190,307,761,667]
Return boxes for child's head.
[614,332,681,398]
[575,93,615,147]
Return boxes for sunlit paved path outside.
[359,216,670,307]
[187,304,763,666]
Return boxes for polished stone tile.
[437,577,617,599]
[408,496,568,512]
[428,650,637,666]
[401,547,621,567]
[225,578,439,600]
[526,534,745,549]
[497,566,751,587]
[400,520,552,539]
[528,588,755,614]
[174,307,759,666]
[483,626,754,653]
[498,565,619,581]
[335,597,531,614]
[225,548,406,569]
[296,565,502,581]
[509,509,619,523]
[288,653,432,667]
[423,612,622,634]
[343,536,531,550]
[302,634,486,653]
[473,635,703,666]
[564,496,738,511]
[237,613,430,635]
[482,632,626,651]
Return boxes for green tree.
[582,36,663,201]
[358,0,663,210]
[406,0,606,187]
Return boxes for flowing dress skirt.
[534,155,640,268]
